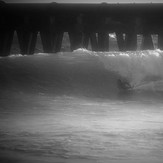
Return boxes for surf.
[1,49,163,98]
[1,49,163,163]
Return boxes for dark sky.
[3,0,163,3]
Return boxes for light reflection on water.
[0,93,163,163]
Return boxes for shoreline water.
[1,49,163,163]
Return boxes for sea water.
[0,49,163,163]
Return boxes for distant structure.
[0,2,163,56]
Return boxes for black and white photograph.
[0,0,163,163]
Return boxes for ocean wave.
[0,49,163,97]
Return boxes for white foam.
[9,54,25,58]
[73,48,90,53]
[3,49,163,92]
[72,49,163,89]
[97,50,163,88]
[34,53,50,56]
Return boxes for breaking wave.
[1,49,163,98]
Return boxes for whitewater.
[0,49,163,163]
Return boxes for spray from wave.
[76,49,163,91]
[0,49,163,98]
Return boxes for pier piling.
[98,32,109,51]
[0,28,14,56]
[1,2,163,55]
[158,33,163,50]
[141,33,154,50]
[116,32,125,51]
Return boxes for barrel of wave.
[90,49,163,91]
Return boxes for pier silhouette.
[0,2,163,56]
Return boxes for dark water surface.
[0,49,163,163]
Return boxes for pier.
[0,2,163,56]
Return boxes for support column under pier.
[0,28,14,56]
[53,31,63,53]
[28,32,38,54]
[40,28,64,53]
[40,30,53,53]
[82,32,89,49]
[141,33,154,50]
[17,29,37,55]
[82,32,98,51]
[158,33,163,50]
[116,32,125,51]
[125,32,137,51]
[98,32,109,51]
[90,33,98,51]
[68,31,83,51]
